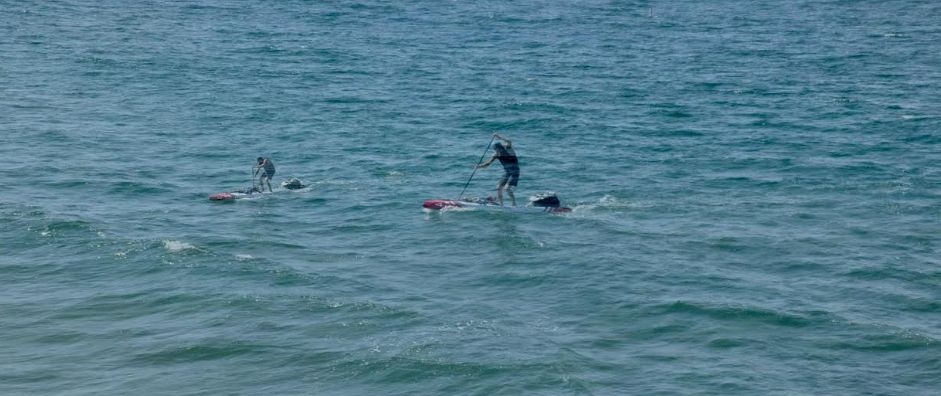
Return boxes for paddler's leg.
[497,172,510,206]
[506,186,516,206]
[261,174,270,192]
[506,171,519,206]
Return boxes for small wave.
[28,219,99,240]
[43,220,93,232]
[132,343,262,364]
[822,331,938,352]
[707,338,748,349]
[654,301,822,328]
[163,240,198,253]
[901,114,934,121]
[873,32,907,39]
[570,195,639,214]
[109,181,170,195]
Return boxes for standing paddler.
[254,157,276,192]
[475,133,519,206]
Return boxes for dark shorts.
[261,170,275,180]
[499,170,519,188]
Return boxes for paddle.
[458,135,496,199]
[251,165,257,194]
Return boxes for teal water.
[2,1,940,394]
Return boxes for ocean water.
[2,0,940,394]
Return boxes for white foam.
[163,240,196,252]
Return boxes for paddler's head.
[257,157,264,164]
[492,142,508,156]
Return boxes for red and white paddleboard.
[209,192,234,201]
[208,192,254,201]
[423,199,571,214]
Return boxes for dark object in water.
[281,177,306,190]
[529,193,561,208]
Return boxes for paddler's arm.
[476,154,497,169]
[493,133,511,149]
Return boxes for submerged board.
[423,199,571,213]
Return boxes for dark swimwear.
[260,159,275,179]
[496,148,519,187]
[499,169,519,187]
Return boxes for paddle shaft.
[458,135,496,199]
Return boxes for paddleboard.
[210,192,244,201]
[423,199,572,213]
[209,188,274,201]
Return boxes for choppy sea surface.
[3,1,940,394]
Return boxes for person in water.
[475,133,519,206]
[254,157,276,192]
